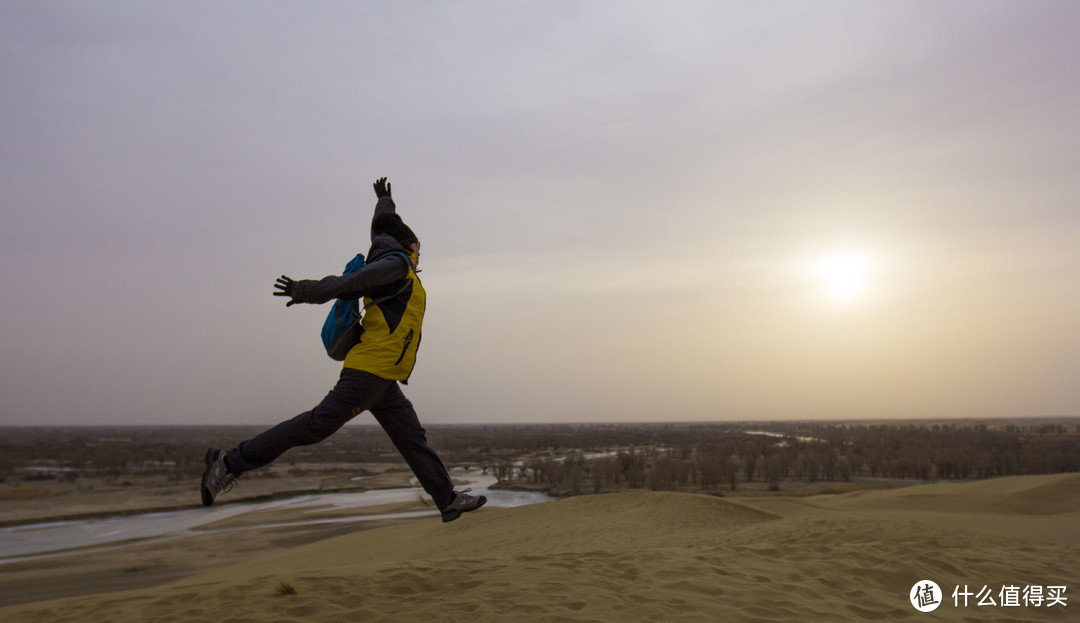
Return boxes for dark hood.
[367,233,411,262]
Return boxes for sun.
[815,253,871,302]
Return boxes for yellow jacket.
[287,195,426,383]
[343,251,425,382]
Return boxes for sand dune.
[2,474,1077,622]
[821,472,1080,515]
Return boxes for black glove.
[273,275,297,306]
[373,176,391,198]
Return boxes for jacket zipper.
[394,329,415,366]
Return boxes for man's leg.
[370,384,456,510]
[225,369,395,475]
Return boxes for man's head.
[372,212,419,253]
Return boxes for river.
[0,471,553,563]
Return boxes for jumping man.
[200,177,485,523]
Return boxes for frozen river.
[0,471,553,563]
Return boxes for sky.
[2,1,1079,427]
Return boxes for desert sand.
[1,473,1077,622]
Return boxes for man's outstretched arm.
[272,254,410,306]
[272,176,412,306]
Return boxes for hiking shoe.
[200,448,237,507]
[441,488,487,523]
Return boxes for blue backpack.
[320,252,413,361]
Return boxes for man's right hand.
[373,177,391,198]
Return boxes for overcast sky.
[2,1,1079,427]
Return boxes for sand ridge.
[815,472,1080,516]
[1,474,1077,622]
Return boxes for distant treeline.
[0,421,1076,492]
[487,421,1080,494]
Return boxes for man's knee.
[304,417,342,442]
[304,401,354,442]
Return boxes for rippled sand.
[1,473,1077,622]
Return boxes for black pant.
[226,368,455,510]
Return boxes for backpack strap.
[361,252,415,310]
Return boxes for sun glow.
[816,253,872,302]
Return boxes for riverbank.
[0,461,419,526]
[490,473,920,498]
[0,503,417,607]
[0,470,553,607]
